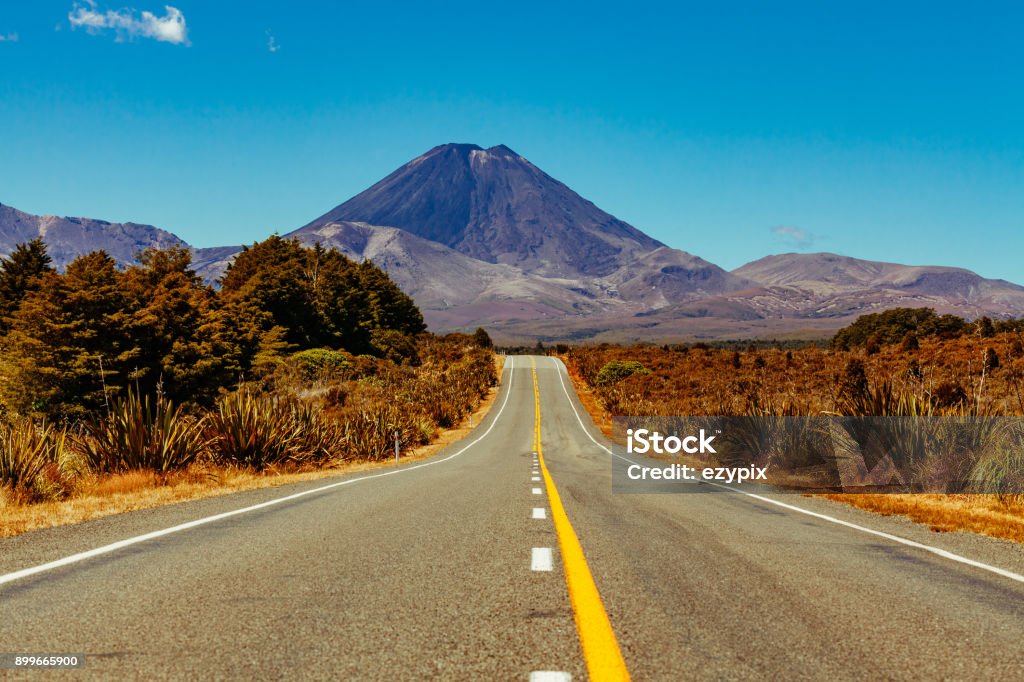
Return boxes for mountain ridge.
[2,143,1022,342]
[0,202,186,269]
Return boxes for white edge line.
[548,356,1024,586]
[0,358,518,588]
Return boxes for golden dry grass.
[0,356,506,539]
[822,493,1024,544]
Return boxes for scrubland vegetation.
[566,311,1024,418]
[0,238,497,533]
[562,308,1024,542]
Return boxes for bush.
[369,329,419,365]
[838,359,870,409]
[292,348,352,382]
[932,381,968,410]
[0,419,69,501]
[596,360,649,385]
[77,390,209,473]
[206,391,303,469]
[290,400,345,463]
[473,327,493,348]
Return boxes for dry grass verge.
[821,493,1024,544]
[0,356,505,539]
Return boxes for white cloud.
[68,3,189,45]
[0,32,18,42]
[770,225,817,249]
[267,30,280,53]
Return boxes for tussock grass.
[78,390,209,473]
[0,419,72,503]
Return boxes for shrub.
[865,335,881,356]
[1010,337,1024,357]
[206,391,303,469]
[369,329,420,365]
[838,359,870,409]
[0,419,68,501]
[77,390,209,473]
[473,327,493,348]
[984,347,1000,371]
[596,360,649,385]
[932,381,968,410]
[292,348,352,382]
[290,400,346,463]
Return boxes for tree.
[219,236,320,349]
[122,247,238,405]
[0,238,54,333]
[356,260,425,338]
[472,327,493,349]
[2,251,137,417]
[219,237,425,359]
[976,316,996,338]
[831,308,968,349]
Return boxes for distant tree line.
[0,236,425,419]
[831,307,1024,352]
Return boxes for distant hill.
[729,252,1024,320]
[4,145,1024,343]
[0,202,186,268]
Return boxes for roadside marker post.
[395,431,399,462]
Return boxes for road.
[2,355,1024,680]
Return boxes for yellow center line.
[531,357,631,682]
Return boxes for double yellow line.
[531,357,631,681]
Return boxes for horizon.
[3,183,1019,284]
[1,2,1022,281]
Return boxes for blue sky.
[1,1,1022,281]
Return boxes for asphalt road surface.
[2,356,1024,680]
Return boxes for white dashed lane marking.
[531,547,554,571]
[529,672,572,681]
